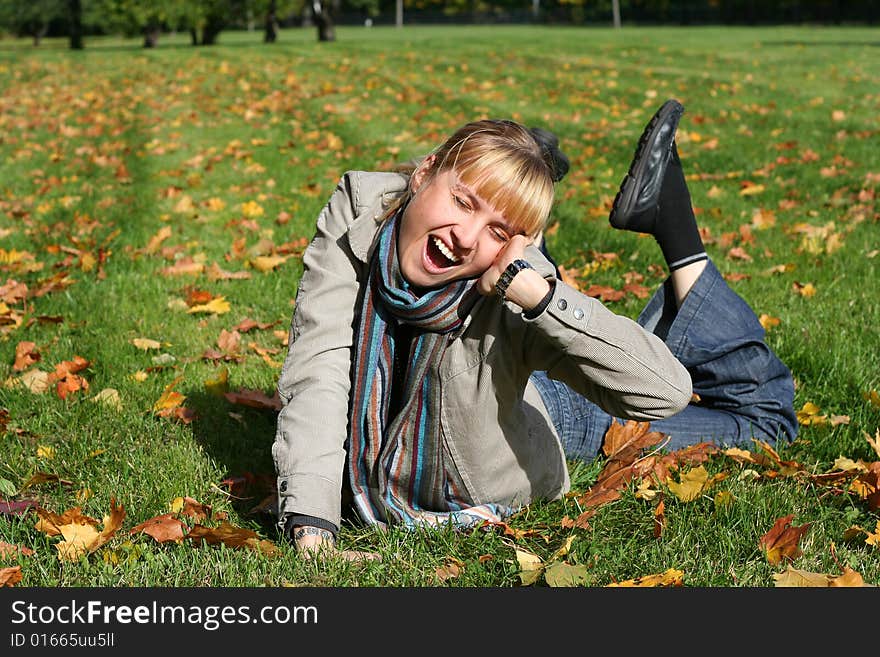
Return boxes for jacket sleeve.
[272,172,365,531]
[519,246,693,421]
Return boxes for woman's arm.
[273,173,365,534]
[508,245,693,421]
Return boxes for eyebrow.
[451,180,514,230]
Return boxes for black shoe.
[609,99,685,233]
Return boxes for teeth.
[433,237,459,264]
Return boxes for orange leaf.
[13,341,40,371]
[223,388,282,411]
[0,541,35,558]
[0,565,22,587]
[34,507,100,536]
[759,514,811,565]
[606,568,683,587]
[129,513,186,543]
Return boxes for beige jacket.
[273,171,692,530]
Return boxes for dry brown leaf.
[13,341,40,371]
[223,389,282,411]
[515,548,544,586]
[0,565,22,587]
[759,514,812,565]
[34,507,100,536]
[129,513,186,543]
[170,496,212,522]
[435,557,464,582]
[0,541,35,559]
[773,565,872,587]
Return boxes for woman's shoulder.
[338,170,409,216]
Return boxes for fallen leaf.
[187,296,231,315]
[0,566,22,587]
[132,338,161,350]
[91,388,121,410]
[0,541,35,558]
[223,389,282,411]
[129,513,186,543]
[773,565,871,587]
[435,557,464,582]
[13,341,40,371]
[606,568,684,587]
[544,561,594,587]
[759,514,811,565]
[515,547,544,586]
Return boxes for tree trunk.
[313,1,336,42]
[396,0,403,27]
[265,0,278,42]
[32,22,48,46]
[68,0,83,50]
[201,16,225,45]
[143,25,160,48]
[612,0,621,28]
[190,28,198,45]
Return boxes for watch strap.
[495,258,534,300]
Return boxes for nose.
[450,220,482,252]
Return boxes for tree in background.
[87,0,185,47]
[0,0,67,45]
[244,0,303,42]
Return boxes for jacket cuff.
[283,514,338,542]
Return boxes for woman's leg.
[635,259,798,451]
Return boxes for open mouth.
[425,236,460,269]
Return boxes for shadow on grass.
[183,388,281,537]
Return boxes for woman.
[272,100,798,558]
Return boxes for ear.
[410,154,437,194]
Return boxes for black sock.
[654,145,707,271]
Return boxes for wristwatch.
[495,259,534,301]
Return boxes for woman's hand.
[293,525,382,562]
[476,235,551,311]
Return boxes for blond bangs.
[457,155,553,236]
[440,133,554,237]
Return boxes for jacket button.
[573,308,584,320]
[280,481,287,492]
[557,299,568,311]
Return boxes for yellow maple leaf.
[796,401,827,425]
[241,200,264,218]
[56,523,100,562]
[204,367,229,396]
[739,184,765,196]
[515,548,544,586]
[667,465,725,502]
[759,314,781,331]
[132,338,161,350]
[773,565,870,587]
[153,375,185,412]
[92,388,122,410]
[251,255,288,272]
[187,297,231,315]
[606,568,684,587]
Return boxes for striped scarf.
[348,211,513,529]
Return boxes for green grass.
[0,25,878,587]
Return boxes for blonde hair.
[387,120,557,238]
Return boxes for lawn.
[0,24,878,588]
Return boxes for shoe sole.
[609,99,685,229]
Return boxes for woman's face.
[397,165,518,290]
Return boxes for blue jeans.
[530,259,799,461]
